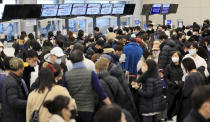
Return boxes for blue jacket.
[122,42,143,74]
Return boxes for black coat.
[108,63,140,122]
[2,72,27,122]
[158,39,177,69]
[97,71,125,106]
[23,66,35,90]
[184,109,209,122]
[178,72,206,122]
[138,77,166,114]
[164,63,183,118]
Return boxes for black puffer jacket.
[2,72,27,122]
[158,39,177,69]
[164,62,183,118]
[97,71,125,106]
[108,63,140,122]
[177,72,206,122]
[138,77,166,114]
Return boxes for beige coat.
[26,85,72,122]
[106,32,116,41]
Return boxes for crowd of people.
[0,19,210,122]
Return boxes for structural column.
[131,0,142,27]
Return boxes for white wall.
[142,0,210,27]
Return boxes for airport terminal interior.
[0,0,210,122]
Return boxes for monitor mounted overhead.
[161,4,170,14]
[168,4,178,14]
[100,4,112,15]
[112,4,125,15]
[123,4,135,15]
[72,4,87,16]
[151,4,162,14]
[86,3,101,15]
[141,4,153,15]
[57,4,72,17]
[41,4,58,17]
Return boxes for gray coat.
[2,72,27,122]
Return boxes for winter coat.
[26,85,72,122]
[183,109,209,122]
[86,43,103,59]
[23,66,35,91]
[122,42,143,75]
[138,77,166,114]
[2,72,28,122]
[158,39,177,69]
[164,63,183,118]
[177,72,206,122]
[0,73,7,102]
[108,63,140,122]
[97,71,125,106]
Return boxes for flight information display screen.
[161,4,170,14]
[86,4,100,15]
[112,4,125,15]
[41,4,58,17]
[151,4,162,14]
[57,4,72,16]
[72,4,87,15]
[100,4,112,15]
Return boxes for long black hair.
[36,68,55,93]
[138,59,159,83]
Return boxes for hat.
[152,41,160,50]
[136,38,143,43]
[100,54,112,62]
[0,42,4,48]
[96,39,105,47]
[50,47,65,57]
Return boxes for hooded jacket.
[158,39,177,70]
[122,42,143,74]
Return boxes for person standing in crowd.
[94,27,103,40]
[44,95,76,122]
[95,58,125,107]
[65,49,111,122]
[86,39,105,59]
[183,42,209,78]
[66,43,95,71]
[107,44,123,65]
[132,59,166,122]
[122,37,143,82]
[164,51,183,120]
[178,58,206,122]
[134,26,142,37]
[43,46,65,66]
[2,57,28,122]
[23,50,38,90]
[106,27,116,41]
[56,30,67,43]
[146,24,155,36]
[184,85,210,122]
[176,33,186,56]
[158,38,177,70]
[26,68,72,122]
[0,42,7,70]
[94,105,127,122]
[13,31,28,58]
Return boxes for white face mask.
[189,49,197,56]
[148,28,152,31]
[55,58,62,64]
[172,57,179,63]
[0,48,3,52]
[24,37,28,41]
[193,32,197,35]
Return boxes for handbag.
[30,90,50,122]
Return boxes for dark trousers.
[76,111,93,122]
[143,115,157,122]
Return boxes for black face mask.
[97,49,104,54]
[70,109,78,120]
